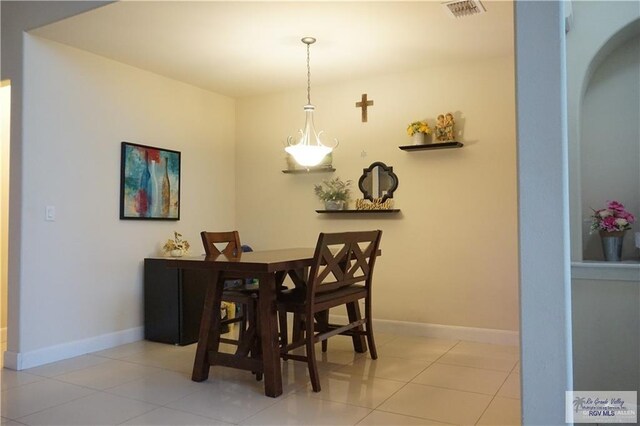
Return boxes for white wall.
[580,36,640,260]
[1,0,111,369]
[15,35,235,357]
[236,57,519,333]
[572,275,639,392]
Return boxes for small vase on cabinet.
[170,249,184,257]
[599,230,625,261]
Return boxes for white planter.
[412,132,425,145]
[170,249,184,257]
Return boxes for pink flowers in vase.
[590,200,636,233]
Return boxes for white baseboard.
[2,317,519,370]
[330,315,519,346]
[1,327,6,343]
[3,326,143,371]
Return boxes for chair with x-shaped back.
[200,231,261,379]
[276,230,382,392]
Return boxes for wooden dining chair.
[201,231,261,379]
[277,230,382,392]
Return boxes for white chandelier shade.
[285,104,334,167]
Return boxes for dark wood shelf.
[316,209,401,214]
[282,167,336,174]
[399,141,463,151]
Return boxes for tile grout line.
[370,340,517,426]
[9,387,100,423]
[472,363,516,425]
[371,406,459,425]
[405,381,509,398]
[364,340,464,418]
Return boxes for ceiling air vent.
[442,0,486,18]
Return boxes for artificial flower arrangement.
[589,200,636,233]
[314,177,352,202]
[406,120,432,136]
[162,231,191,255]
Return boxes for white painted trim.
[329,314,519,346]
[3,326,143,371]
[572,261,640,282]
[1,327,6,343]
[516,2,572,423]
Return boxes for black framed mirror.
[358,162,398,202]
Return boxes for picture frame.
[120,141,181,220]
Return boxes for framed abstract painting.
[120,141,181,220]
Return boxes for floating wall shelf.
[316,209,401,214]
[399,141,463,151]
[282,167,335,174]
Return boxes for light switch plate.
[45,205,56,221]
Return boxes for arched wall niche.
[581,19,640,100]
[567,3,640,261]
[579,19,640,260]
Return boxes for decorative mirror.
[358,162,398,202]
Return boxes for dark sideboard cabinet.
[144,258,209,345]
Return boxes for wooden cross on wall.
[355,93,374,123]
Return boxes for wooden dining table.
[166,248,368,397]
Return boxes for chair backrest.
[201,231,242,257]
[307,230,382,299]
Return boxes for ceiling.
[31,1,514,98]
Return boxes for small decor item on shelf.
[162,231,191,257]
[590,200,636,261]
[314,177,352,210]
[435,112,456,142]
[407,120,432,145]
[445,113,455,140]
[355,198,394,210]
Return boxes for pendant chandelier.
[285,37,338,167]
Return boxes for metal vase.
[599,231,625,262]
[324,200,344,210]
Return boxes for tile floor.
[1,334,520,425]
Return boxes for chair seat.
[277,285,366,309]
[223,288,258,304]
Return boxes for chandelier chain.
[306,42,311,105]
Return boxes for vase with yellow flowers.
[407,120,432,145]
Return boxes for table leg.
[192,270,223,382]
[287,268,307,342]
[346,301,367,353]
[257,272,283,397]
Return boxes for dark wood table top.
[164,248,316,273]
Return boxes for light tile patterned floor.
[1,335,521,425]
